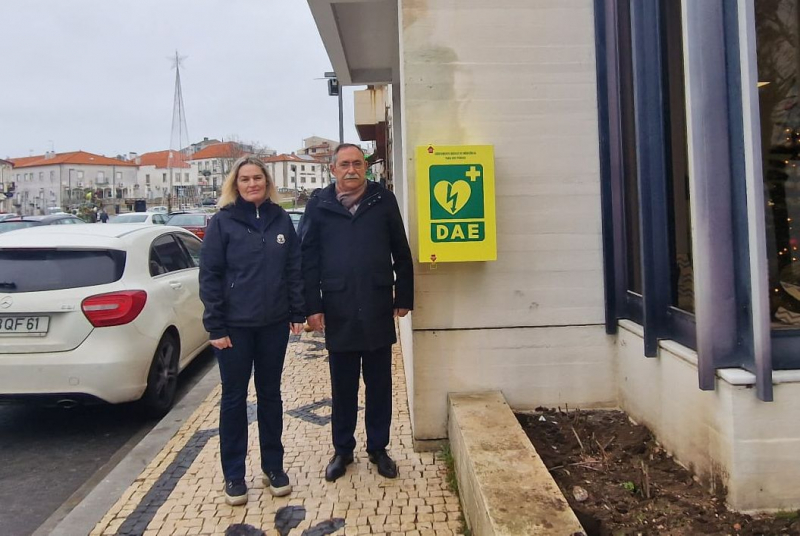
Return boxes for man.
[98,208,109,223]
[301,143,413,482]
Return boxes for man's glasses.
[337,160,364,170]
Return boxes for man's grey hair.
[331,143,366,166]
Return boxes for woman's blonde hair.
[217,156,279,208]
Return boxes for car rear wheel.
[139,333,179,417]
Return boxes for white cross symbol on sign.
[465,166,481,182]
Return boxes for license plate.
[0,316,50,336]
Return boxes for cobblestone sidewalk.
[91,331,464,536]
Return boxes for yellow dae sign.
[416,145,497,263]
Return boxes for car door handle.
[169,281,183,289]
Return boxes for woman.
[199,156,305,506]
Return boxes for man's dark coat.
[300,182,414,352]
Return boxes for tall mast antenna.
[168,51,190,211]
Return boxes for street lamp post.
[324,71,344,144]
[292,165,298,208]
[338,86,343,144]
[167,151,174,213]
[67,168,74,211]
[112,165,116,214]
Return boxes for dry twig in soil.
[571,425,586,454]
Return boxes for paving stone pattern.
[91,331,465,535]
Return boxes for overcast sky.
[0,0,362,159]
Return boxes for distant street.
[0,348,216,536]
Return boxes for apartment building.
[265,153,330,191]
[6,151,136,214]
[188,141,276,197]
[136,150,197,204]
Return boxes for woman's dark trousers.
[216,323,289,481]
[328,345,392,455]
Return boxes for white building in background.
[187,137,222,155]
[189,142,246,197]
[297,136,338,164]
[6,151,137,215]
[264,154,330,191]
[136,150,198,204]
[188,141,276,198]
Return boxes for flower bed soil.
[516,408,800,535]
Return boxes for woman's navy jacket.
[199,198,305,339]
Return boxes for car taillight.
[193,229,205,239]
[81,291,147,327]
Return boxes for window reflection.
[662,0,694,314]
[755,0,800,328]
[619,0,642,295]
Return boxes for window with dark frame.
[660,0,695,315]
[614,1,695,323]
[601,0,696,350]
[618,0,642,297]
[597,0,800,397]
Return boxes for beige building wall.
[399,0,616,439]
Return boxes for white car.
[110,212,169,225]
[0,224,210,415]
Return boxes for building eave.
[307,0,399,86]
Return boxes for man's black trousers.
[328,345,392,455]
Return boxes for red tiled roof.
[8,151,136,168]
[189,142,248,161]
[7,155,44,167]
[263,154,326,164]
[138,150,191,169]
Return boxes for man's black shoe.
[263,469,292,497]
[368,450,398,479]
[224,479,248,506]
[325,453,354,482]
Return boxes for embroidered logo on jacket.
[276,234,286,244]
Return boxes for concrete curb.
[46,364,221,536]
[449,391,586,535]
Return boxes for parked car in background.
[0,224,209,415]
[166,211,213,239]
[149,206,169,214]
[0,214,85,234]
[286,209,304,232]
[110,212,169,225]
[0,214,21,222]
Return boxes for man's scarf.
[336,181,368,214]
